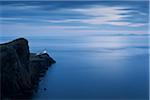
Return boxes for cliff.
[0,38,56,99]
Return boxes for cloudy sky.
[0,1,149,36]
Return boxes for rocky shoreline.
[0,38,56,99]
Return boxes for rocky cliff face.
[0,38,56,99]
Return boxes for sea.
[0,33,149,100]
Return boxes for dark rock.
[44,88,47,91]
[0,38,56,99]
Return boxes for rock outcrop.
[0,38,56,99]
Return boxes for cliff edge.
[0,38,56,99]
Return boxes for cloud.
[0,17,24,20]
[72,6,130,17]
[48,6,147,27]
[48,19,81,23]
[0,1,148,28]
[108,22,147,27]
[128,23,147,27]
[47,25,92,29]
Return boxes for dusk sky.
[0,1,149,36]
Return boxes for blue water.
[0,34,149,100]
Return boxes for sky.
[0,1,149,36]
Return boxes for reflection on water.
[34,53,149,100]
[0,34,149,99]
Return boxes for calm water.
[0,34,149,100]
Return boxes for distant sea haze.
[0,33,148,56]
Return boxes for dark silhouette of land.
[0,38,56,99]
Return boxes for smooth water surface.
[0,34,149,100]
